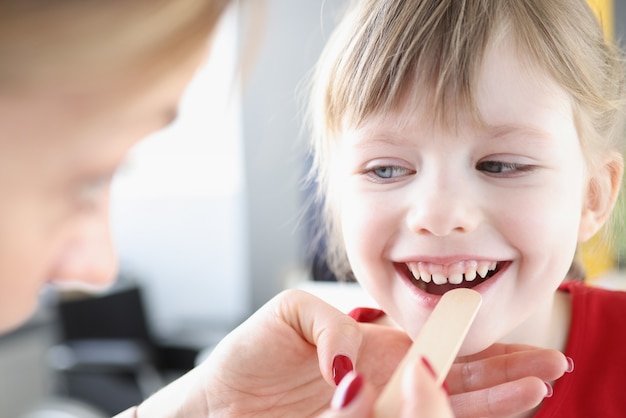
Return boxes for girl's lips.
[396,260,511,297]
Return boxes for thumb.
[317,371,376,418]
[401,358,455,418]
[272,289,363,386]
[318,360,455,418]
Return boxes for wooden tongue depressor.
[374,288,482,417]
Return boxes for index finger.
[271,289,363,386]
[456,343,547,362]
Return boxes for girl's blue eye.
[371,166,411,179]
[476,161,530,175]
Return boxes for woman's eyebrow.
[162,108,179,126]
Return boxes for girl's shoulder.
[540,280,626,417]
[560,279,626,328]
[559,278,626,307]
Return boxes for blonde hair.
[309,0,626,280]
[0,0,232,91]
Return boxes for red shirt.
[535,280,626,417]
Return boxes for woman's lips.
[398,260,510,296]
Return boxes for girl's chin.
[457,335,495,357]
[393,303,497,358]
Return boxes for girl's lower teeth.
[416,276,487,296]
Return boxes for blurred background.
[0,0,625,416]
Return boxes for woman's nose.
[51,212,118,287]
[406,170,482,237]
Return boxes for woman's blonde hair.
[308,0,626,280]
[0,0,232,91]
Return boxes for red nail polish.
[421,357,448,392]
[566,356,574,373]
[331,372,364,409]
[333,354,354,385]
[421,356,437,379]
[441,380,450,395]
[347,307,385,323]
[544,382,553,398]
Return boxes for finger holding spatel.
[400,358,455,418]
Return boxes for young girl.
[309,0,626,416]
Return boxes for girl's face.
[0,53,204,333]
[334,35,599,354]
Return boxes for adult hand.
[320,342,568,418]
[135,289,389,417]
[346,308,571,418]
[133,289,571,417]
[342,324,569,417]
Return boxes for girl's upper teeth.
[432,273,446,285]
[449,273,463,284]
[407,260,499,284]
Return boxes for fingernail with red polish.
[333,354,354,386]
[441,380,450,395]
[422,357,447,393]
[544,382,553,398]
[421,356,437,379]
[331,371,363,409]
[566,357,574,373]
[347,307,385,323]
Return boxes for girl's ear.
[578,152,624,242]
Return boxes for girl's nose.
[51,212,118,287]
[406,170,482,237]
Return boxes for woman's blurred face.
[0,53,204,333]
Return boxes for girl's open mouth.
[397,260,510,296]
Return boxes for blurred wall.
[239,0,348,309]
[616,0,625,41]
[110,8,249,336]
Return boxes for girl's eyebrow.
[347,123,554,148]
[485,124,553,143]
[349,135,418,151]
[347,126,416,148]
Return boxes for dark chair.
[48,285,199,416]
